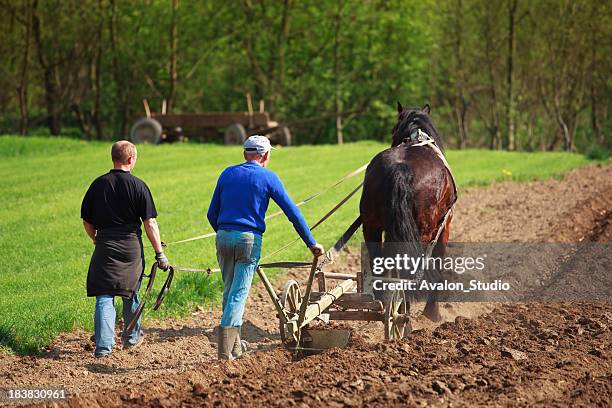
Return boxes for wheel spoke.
[280,281,302,344]
[288,292,296,310]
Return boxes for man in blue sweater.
[207,135,324,360]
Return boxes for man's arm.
[81,184,96,243]
[143,218,170,269]
[269,173,323,255]
[143,218,163,253]
[83,220,96,244]
[137,182,169,269]
[206,179,222,232]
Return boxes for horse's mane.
[392,107,444,151]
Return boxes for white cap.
[244,135,275,154]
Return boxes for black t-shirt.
[81,169,157,234]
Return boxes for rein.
[158,162,369,248]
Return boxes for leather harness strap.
[404,129,458,258]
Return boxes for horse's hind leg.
[363,223,383,298]
[363,222,383,262]
[423,247,442,322]
[423,258,442,322]
[423,294,442,322]
[422,221,452,322]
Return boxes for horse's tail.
[384,163,421,246]
[383,163,424,287]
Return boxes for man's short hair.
[111,141,137,164]
[244,151,263,160]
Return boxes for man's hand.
[83,220,97,244]
[155,251,170,270]
[309,243,325,257]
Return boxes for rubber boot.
[232,326,250,359]
[217,326,238,361]
[232,327,243,359]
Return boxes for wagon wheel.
[277,125,292,146]
[279,280,302,343]
[130,118,162,144]
[224,123,247,145]
[383,290,408,341]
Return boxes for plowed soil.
[2,164,611,407]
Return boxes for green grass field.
[0,136,598,354]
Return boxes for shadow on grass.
[0,326,41,356]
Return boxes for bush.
[586,145,610,161]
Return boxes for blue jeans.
[216,230,262,327]
[94,292,142,356]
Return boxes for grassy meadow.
[0,136,597,353]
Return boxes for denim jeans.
[94,292,142,356]
[216,229,262,327]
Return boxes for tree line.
[0,0,609,151]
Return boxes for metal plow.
[257,251,410,354]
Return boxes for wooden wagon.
[130,99,291,146]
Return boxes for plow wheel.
[384,290,408,341]
[279,280,302,343]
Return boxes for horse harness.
[402,129,458,258]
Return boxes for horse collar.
[404,128,432,145]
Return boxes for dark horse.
[359,103,457,322]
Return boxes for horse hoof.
[422,309,442,322]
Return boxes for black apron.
[86,228,144,298]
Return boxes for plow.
[258,222,411,352]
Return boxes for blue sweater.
[207,161,316,247]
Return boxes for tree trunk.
[482,2,501,150]
[241,0,291,114]
[167,0,179,113]
[334,0,343,144]
[32,0,62,135]
[109,0,129,137]
[553,95,574,152]
[506,0,518,150]
[269,0,291,112]
[455,99,469,149]
[276,0,290,104]
[589,7,602,145]
[17,0,32,135]
[560,119,572,152]
[526,114,534,151]
[452,0,469,149]
[93,0,103,140]
[73,103,92,139]
[241,1,267,106]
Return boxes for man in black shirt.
[81,140,170,357]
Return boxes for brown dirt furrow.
[1,163,610,407]
[40,302,612,408]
